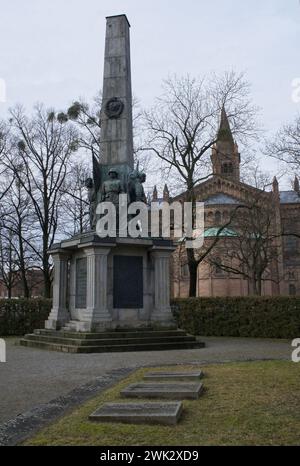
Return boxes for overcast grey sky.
[1,0,299,186]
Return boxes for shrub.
[172,297,300,339]
[0,299,52,336]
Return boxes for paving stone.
[121,382,204,400]
[89,402,183,425]
[144,370,203,381]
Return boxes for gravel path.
[0,336,291,427]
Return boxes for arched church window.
[215,211,222,225]
[223,210,229,221]
[181,264,189,278]
[221,162,233,175]
[289,284,296,296]
[221,164,228,174]
[207,211,213,225]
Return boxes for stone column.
[150,249,176,327]
[84,247,112,330]
[45,251,70,330]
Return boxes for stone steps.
[20,328,204,353]
[23,333,197,347]
[20,336,204,353]
[34,328,187,339]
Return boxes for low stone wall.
[172,297,300,339]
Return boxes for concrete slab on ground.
[121,382,204,400]
[89,402,183,425]
[143,370,203,381]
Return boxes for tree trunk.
[21,270,30,298]
[250,278,261,296]
[248,278,256,295]
[18,229,30,298]
[256,276,262,296]
[186,182,199,297]
[43,255,52,298]
[43,271,52,298]
[187,249,198,297]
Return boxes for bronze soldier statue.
[101,168,123,208]
[127,170,147,204]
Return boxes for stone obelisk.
[100,15,134,187]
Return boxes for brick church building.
[156,108,300,298]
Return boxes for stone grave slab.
[144,370,203,382]
[89,402,183,425]
[121,382,203,400]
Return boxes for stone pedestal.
[46,234,175,332]
[45,251,70,330]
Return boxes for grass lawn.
[24,360,300,446]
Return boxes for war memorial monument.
[21,15,203,352]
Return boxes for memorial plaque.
[75,257,87,308]
[113,255,143,308]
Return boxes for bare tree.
[240,156,272,189]
[4,104,78,297]
[172,204,245,296]
[0,228,19,298]
[67,97,102,160]
[266,114,300,173]
[0,121,14,206]
[265,114,300,242]
[0,176,39,297]
[206,195,279,296]
[143,72,259,296]
[60,160,90,237]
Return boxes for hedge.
[0,299,52,336]
[172,297,300,339]
[1,296,299,339]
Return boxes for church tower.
[211,107,240,182]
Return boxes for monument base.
[44,232,176,332]
[17,232,207,352]
[20,327,205,353]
